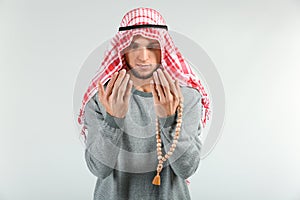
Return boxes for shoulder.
[84,91,104,114]
[180,86,202,104]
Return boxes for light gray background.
[1,0,300,199]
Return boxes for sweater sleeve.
[158,87,203,179]
[84,93,125,179]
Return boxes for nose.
[137,47,149,61]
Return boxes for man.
[78,7,210,200]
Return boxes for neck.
[130,76,153,93]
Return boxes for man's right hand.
[98,69,133,118]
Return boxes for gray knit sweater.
[84,85,203,200]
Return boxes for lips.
[136,64,152,69]
[136,64,151,67]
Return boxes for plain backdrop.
[1,0,300,199]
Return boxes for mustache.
[127,63,162,69]
[137,64,161,67]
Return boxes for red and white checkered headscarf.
[77,7,210,142]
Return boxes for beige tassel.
[152,173,161,185]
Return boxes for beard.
[126,63,161,79]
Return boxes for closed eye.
[147,43,160,49]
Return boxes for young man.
[78,7,210,200]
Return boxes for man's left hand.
[150,68,183,118]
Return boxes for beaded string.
[152,98,183,186]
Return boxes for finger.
[117,73,130,100]
[153,71,164,101]
[123,79,133,103]
[98,80,105,101]
[175,80,183,101]
[150,80,159,104]
[162,69,178,98]
[157,68,172,100]
[105,71,119,99]
[111,69,127,99]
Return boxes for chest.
[121,95,158,153]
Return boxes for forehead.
[130,35,160,45]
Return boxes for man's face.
[124,35,161,79]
